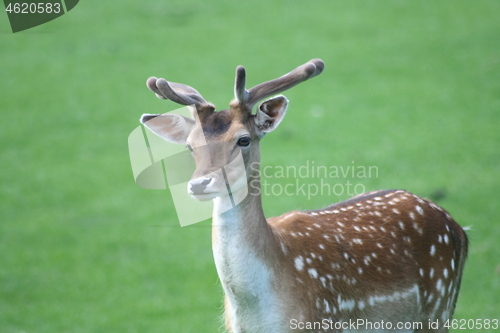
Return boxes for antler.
[146,77,213,109]
[234,59,324,111]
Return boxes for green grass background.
[1,0,499,332]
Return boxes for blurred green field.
[1,1,499,332]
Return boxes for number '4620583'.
[5,2,61,14]
[444,319,498,330]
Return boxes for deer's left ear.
[254,95,288,134]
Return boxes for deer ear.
[254,95,288,134]
[140,113,195,145]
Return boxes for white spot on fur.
[339,299,356,311]
[294,256,304,271]
[308,268,318,278]
[366,285,419,308]
[430,245,436,256]
[436,279,442,292]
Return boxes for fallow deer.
[140,59,468,332]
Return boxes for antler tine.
[146,77,167,100]
[146,77,211,108]
[242,59,324,110]
[234,66,249,104]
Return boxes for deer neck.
[212,175,278,262]
[212,173,281,323]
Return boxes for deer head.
[140,59,324,203]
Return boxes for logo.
[4,0,79,33]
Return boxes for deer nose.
[189,178,212,195]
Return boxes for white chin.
[190,192,219,201]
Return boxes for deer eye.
[237,136,251,147]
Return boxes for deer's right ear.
[140,114,195,145]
